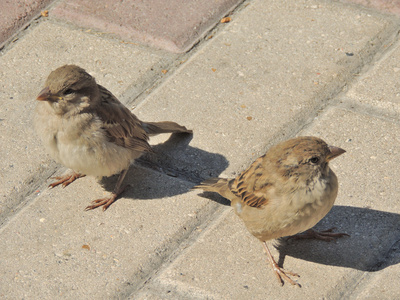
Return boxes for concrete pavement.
[0,0,399,299]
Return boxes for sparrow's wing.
[230,155,270,208]
[95,84,153,153]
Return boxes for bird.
[193,136,347,286]
[34,64,192,211]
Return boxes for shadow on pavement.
[99,132,229,200]
[275,205,400,272]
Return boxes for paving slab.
[343,40,400,120]
[0,165,219,299]
[141,106,400,299]
[348,240,400,299]
[343,0,400,16]
[0,20,175,224]
[0,0,52,47]
[134,0,398,178]
[51,0,244,53]
[1,0,400,299]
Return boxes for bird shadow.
[274,205,400,272]
[99,132,229,200]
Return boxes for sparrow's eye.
[309,156,320,164]
[64,88,75,95]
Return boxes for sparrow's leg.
[49,171,85,188]
[85,168,129,211]
[292,228,350,241]
[262,242,300,287]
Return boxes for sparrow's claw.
[272,263,300,287]
[292,228,350,241]
[49,172,84,188]
[85,193,118,211]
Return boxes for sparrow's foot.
[270,261,300,287]
[262,242,301,287]
[292,228,350,242]
[85,193,118,211]
[84,184,129,211]
[49,172,85,188]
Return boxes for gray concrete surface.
[343,0,400,16]
[0,0,400,299]
[135,0,399,176]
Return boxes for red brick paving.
[51,0,244,53]
[0,0,52,47]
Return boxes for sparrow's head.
[36,65,99,115]
[270,136,345,181]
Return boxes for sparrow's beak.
[36,87,61,102]
[327,145,346,161]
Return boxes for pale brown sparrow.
[194,136,347,286]
[34,65,192,211]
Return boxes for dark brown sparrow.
[34,65,192,211]
[193,136,347,286]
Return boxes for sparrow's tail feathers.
[192,178,233,201]
[142,121,192,136]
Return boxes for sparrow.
[193,136,347,286]
[34,64,192,211]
